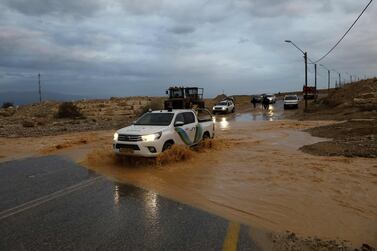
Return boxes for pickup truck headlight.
[142,132,162,142]
[113,132,118,141]
[222,107,226,110]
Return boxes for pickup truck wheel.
[231,107,235,113]
[202,132,210,141]
[162,141,174,152]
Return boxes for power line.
[314,0,373,63]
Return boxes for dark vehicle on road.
[251,95,262,103]
[164,86,205,109]
[261,94,276,104]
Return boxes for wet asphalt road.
[0,156,262,250]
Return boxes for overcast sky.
[0,0,376,98]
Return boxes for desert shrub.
[149,98,164,110]
[22,120,35,127]
[36,119,48,126]
[34,110,49,118]
[55,102,84,119]
[0,109,16,117]
[2,102,14,108]
[142,98,164,113]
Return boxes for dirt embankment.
[292,78,377,158]
[301,119,377,158]
[0,94,256,138]
[0,97,164,137]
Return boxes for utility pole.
[350,75,352,83]
[338,73,341,88]
[314,64,317,100]
[284,40,308,111]
[38,73,42,103]
[304,52,308,111]
[327,70,330,91]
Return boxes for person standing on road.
[262,96,269,110]
[251,96,257,109]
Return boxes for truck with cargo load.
[164,86,205,109]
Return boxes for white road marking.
[0,176,103,220]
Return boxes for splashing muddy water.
[80,119,377,248]
[83,138,231,168]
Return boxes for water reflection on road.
[114,183,160,222]
[213,100,284,130]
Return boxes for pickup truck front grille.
[214,107,224,110]
[118,134,142,142]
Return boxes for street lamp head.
[284,40,292,43]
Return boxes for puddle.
[234,111,282,122]
[113,183,160,219]
[213,102,284,130]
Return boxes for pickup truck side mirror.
[174,121,184,127]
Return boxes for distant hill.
[0,92,87,105]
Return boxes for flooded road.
[1,100,376,249]
[80,115,377,248]
[213,100,288,130]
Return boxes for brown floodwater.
[79,119,377,248]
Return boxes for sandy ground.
[2,116,376,249]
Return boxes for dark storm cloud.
[119,0,163,15]
[2,0,105,17]
[168,25,196,35]
[0,0,376,98]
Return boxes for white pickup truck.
[113,109,215,157]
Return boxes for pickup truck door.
[174,112,197,145]
[183,112,197,144]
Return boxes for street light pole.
[304,52,308,111]
[285,40,308,111]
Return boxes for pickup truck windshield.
[285,96,298,100]
[134,113,174,126]
[217,101,228,105]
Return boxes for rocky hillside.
[295,78,377,120]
